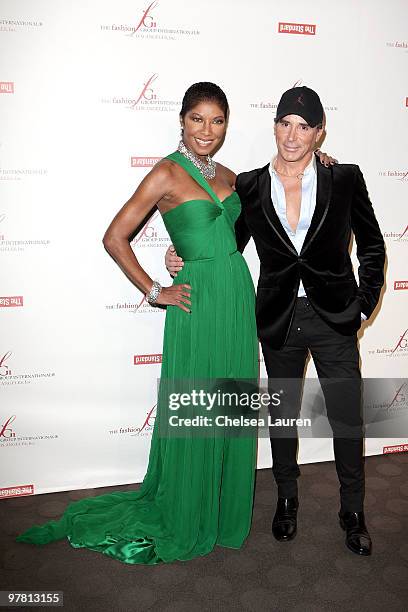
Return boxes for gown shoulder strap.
[165,151,222,205]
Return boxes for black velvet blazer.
[235,155,385,349]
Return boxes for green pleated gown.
[16,151,259,564]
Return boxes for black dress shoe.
[272,497,299,541]
[339,511,372,556]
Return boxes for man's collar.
[269,153,316,177]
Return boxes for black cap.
[275,86,324,127]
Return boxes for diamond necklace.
[177,140,216,180]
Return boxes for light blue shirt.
[269,154,317,297]
[268,155,367,320]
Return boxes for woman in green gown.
[16,82,259,564]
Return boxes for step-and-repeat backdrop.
[1,0,407,496]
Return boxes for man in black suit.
[166,86,385,556]
[233,86,385,556]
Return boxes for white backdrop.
[1,0,407,497]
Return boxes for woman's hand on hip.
[156,284,191,313]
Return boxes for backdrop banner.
[1,0,407,496]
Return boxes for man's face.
[274,114,323,163]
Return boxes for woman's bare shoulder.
[216,161,237,187]
[141,158,181,189]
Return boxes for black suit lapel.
[257,165,297,256]
[300,159,333,255]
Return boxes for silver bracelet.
[146,280,162,305]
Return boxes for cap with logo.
[275,86,324,128]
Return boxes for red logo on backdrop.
[100,3,198,40]
[0,415,16,438]
[106,293,164,314]
[131,210,169,249]
[394,281,408,290]
[391,329,408,354]
[136,405,156,434]
[0,351,12,376]
[278,22,316,35]
[399,225,408,239]
[0,414,58,447]
[135,295,149,311]
[133,211,159,245]
[102,73,179,111]
[133,0,159,33]
[369,330,408,357]
[0,82,14,93]
[383,224,408,241]
[134,354,162,365]
[379,170,408,182]
[108,406,156,437]
[0,296,23,307]
[131,157,161,168]
[0,485,34,499]
[383,444,408,454]
[131,73,158,108]
[0,351,55,385]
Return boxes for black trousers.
[262,297,365,513]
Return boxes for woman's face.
[180,100,227,158]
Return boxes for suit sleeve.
[350,166,385,318]
[234,173,252,253]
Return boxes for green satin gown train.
[15,151,259,564]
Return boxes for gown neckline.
[165,151,234,207]
[161,192,238,218]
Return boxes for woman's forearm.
[103,235,153,295]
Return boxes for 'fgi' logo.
[130,74,158,108]
[132,1,159,34]
[391,329,408,354]
[132,211,159,245]
[0,351,12,376]
[0,415,16,438]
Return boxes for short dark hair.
[180,82,229,120]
